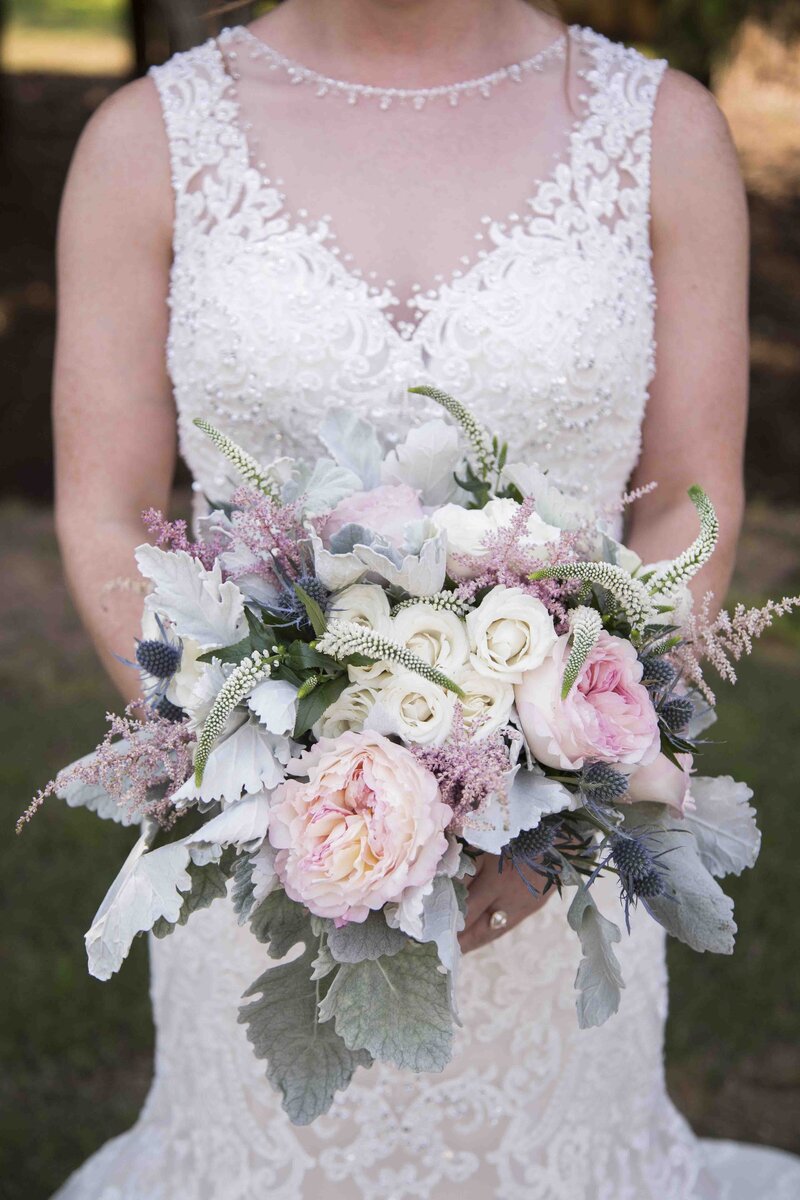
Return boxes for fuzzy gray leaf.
[566,882,624,1028]
[319,410,384,490]
[230,853,256,924]
[462,768,574,855]
[318,941,453,1072]
[623,804,737,954]
[152,859,230,938]
[250,888,312,959]
[239,944,372,1126]
[678,776,761,878]
[326,911,408,963]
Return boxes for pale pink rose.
[625,752,694,815]
[268,730,451,923]
[514,631,661,771]
[319,484,424,550]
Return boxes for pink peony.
[318,484,424,550]
[268,731,451,923]
[515,631,660,771]
[625,752,694,815]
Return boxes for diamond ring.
[488,909,509,932]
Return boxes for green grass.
[1,504,798,1196]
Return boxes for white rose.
[466,585,558,684]
[313,682,383,740]
[329,583,395,684]
[365,671,455,746]
[453,667,514,738]
[432,498,560,581]
[390,604,469,677]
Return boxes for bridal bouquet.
[21,386,798,1125]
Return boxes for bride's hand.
[458,852,553,953]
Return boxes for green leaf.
[152,859,230,939]
[250,889,314,959]
[326,911,408,963]
[239,942,372,1126]
[623,804,737,954]
[565,872,624,1028]
[318,941,453,1072]
[293,583,328,636]
[283,642,334,673]
[293,674,350,738]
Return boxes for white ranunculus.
[390,604,470,677]
[466,585,558,684]
[313,682,383,740]
[453,667,515,738]
[328,582,393,634]
[365,671,456,746]
[432,498,560,581]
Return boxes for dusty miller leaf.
[678,775,761,878]
[152,858,230,938]
[565,874,624,1029]
[250,888,313,959]
[318,941,453,1072]
[135,545,246,651]
[326,911,408,963]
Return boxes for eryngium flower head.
[155,696,186,723]
[136,639,182,679]
[659,695,694,733]
[608,830,669,930]
[639,655,677,692]
[580,761,629,805]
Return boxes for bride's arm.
[462,70,749,954]
[625,69,749,607]
[54,79,176,703]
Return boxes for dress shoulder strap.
[148,40,247,237]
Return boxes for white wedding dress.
[54,23,800,1200]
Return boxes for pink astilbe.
[227,486,307,586]
[142,508,222,571]
[452,497,580,628]
[16,705,196,835]
[412,706,511,827]
[676,590,800,705]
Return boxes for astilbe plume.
[676,590,800,704]
[16,705,196,834]
[452,496,579,627]
[227,486,307,586]
[412,706,510,826]
[142,508,222,571]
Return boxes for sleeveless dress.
[53,25,800,1200]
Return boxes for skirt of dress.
[52,873,800,1200]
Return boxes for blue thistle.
[267,562,330,631]
[580,761,629,805]
[154,696,186,723]
[640,655,676,692]
[136,639,182,678]
[607,830,671,931]
[659,695,694,733]
[502,819,591,896]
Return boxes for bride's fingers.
[462,859,506,930]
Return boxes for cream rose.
[268,731,451,922]
[366,671,456,746]
[313,681,383,740]
[390,604,469,677]
[453,667,515,738]
[466,585,558,684]
[432,498,560,581]
[329,583,395,684]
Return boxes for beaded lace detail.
[51,25,800,1200]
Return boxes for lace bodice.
[155,25,662,513]
[51,23,800,1200]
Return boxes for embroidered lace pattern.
[51,25,800,1200]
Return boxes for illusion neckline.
[211,24,603,343]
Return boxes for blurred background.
[1,2,799,1196]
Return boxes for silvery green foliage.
[326,911,408,963]
[464,768,574,855]
[319,410,384,490]
[563,865,624,1028]
[230,853,256,924]
[183,791,272,856]
[172,718,291,808]
[56,740,144,826]
[250,888,314,959]
[283,456,362,516]
[380,419,464,506]
[500,462,593,530]
[310,523,447,597]
[85,835,194,980]
[152,858,230,938]
[677,776,760,879]
[248,678,298,735]
[318,941,453,1073]
[240,941,373,1126]
[135,545,247,651]
[623,804,737,954]
[416,875,464,976]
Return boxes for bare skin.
[53,0,749,955]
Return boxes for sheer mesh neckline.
[214,23,594,340]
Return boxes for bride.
[50,0,800,1196]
